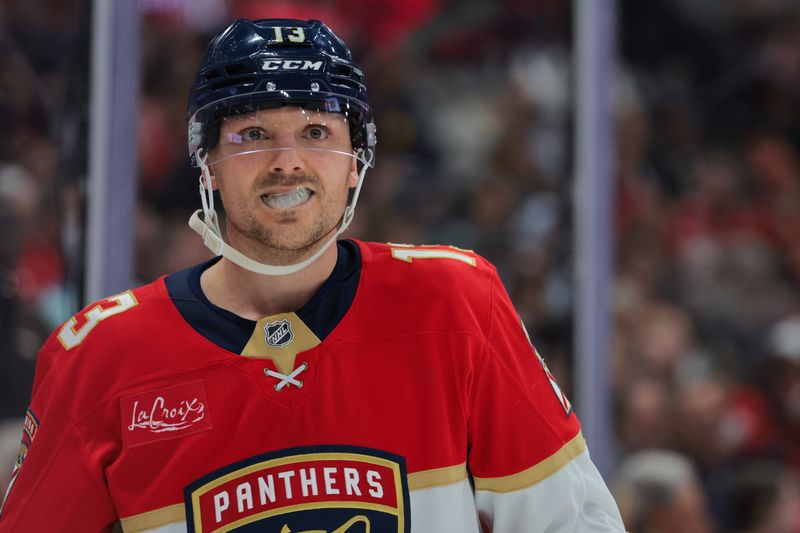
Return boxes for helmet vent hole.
[224,65,251,76]
[330,65,352,78]
[208,76,257,91]
[203,69,223,81]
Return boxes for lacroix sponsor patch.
[120,380,212,448]
[184,445,410,533]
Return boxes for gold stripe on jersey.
[473,431,586,493]
[240,312,321,375]
[119,503,184,532]
[408,463,467,490]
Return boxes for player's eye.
[305,125,329,141]
[241,127,268,142]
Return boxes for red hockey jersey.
[0,241,623,532]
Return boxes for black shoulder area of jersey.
[164,240,362,354]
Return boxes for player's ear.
[198,173,220,192]
[347,156,358,188]
[205,165,220,191]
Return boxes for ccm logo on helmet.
[260,59,323,71]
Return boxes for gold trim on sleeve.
[473,431,586,493]
[120,503,185,532]
[408,463,467,490]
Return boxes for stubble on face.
[218,167,350,265]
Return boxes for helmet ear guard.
[187,122,204,164]
[185,18,377,277]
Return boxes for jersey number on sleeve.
[390,245,477,266]
[57,291,138,350]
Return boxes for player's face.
[208,106,358,263]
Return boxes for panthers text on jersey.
[0,240,624,532]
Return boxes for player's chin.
[261,231,328,255]
[282,221,338,250]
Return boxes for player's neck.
[199,244,338,320]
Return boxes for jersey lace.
[264,362,308,391]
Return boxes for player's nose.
[267,147,306,174]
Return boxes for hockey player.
[0,18,625,532]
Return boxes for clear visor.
[191,91,368,167]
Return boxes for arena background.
[1,0,799,530]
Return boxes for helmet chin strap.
[188,148,374,276]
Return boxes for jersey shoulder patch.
[1,408,40,515]
[520,319,572,415]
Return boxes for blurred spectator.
[614,378,675,457]
[763,313,800,470]
[613,450,714,533]
[724,460,800,533]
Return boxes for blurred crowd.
[1,0,800,531]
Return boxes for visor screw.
[266,82,276,91]
[310,82,320,92]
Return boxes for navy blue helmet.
[187,18,376,165]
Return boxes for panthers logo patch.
[184,445,410,532]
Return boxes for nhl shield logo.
[265,319,294,348]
